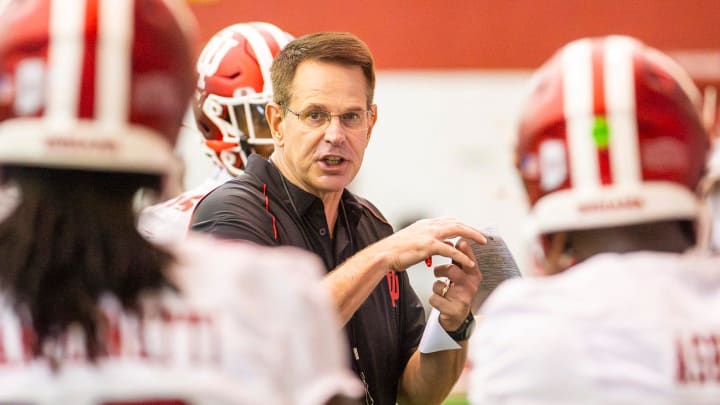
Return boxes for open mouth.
[323,156,344,166]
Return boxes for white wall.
[176,70,536,310]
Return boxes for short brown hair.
[270,32,376,108]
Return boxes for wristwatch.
[447,312,475,342]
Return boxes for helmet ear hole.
[198,120,211,135]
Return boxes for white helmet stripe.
[562,38,599,189]
[97,0,134,127]
[47,0,86,125]
[253,21,292,48]
[605,36,641,185]
[230,24,275,94]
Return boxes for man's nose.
[323,116,347,144]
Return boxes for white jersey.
[0,233,362,405]
[469,251,720,405]
[138,168,233,245]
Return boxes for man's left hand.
[428,238,482,332]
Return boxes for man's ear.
[366,104,378,141]
[538,232,574,275]
[266,102,285,146]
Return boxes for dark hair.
[270,31,376,108]
[0,167,175,360]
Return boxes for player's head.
[0,0,196,360]
[194,22,293,176]
[516,35,709,272]
[0,0,196,181]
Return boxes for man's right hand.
[380,217,487,272]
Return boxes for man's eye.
[304,111,326,121]
[341,112,360,121]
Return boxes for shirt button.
[319,228,327,236]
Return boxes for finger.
[454,238,482,274]
[433,263,470,285]
[432,279,451,298]
[435,265,480,308]
[431,240,477,269]
[432,220,487,246]
[432,264,453,279]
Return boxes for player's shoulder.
[569,251,720,294]
[479,253,634,315]
[482,251,719,318]
[169,233,325,297]
[191,173,266,224]
[197,172,263,206]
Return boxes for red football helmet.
[194,22,293,176]
[517,36,709,236]
[0,0,196,176]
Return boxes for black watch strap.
[447,312,475,342]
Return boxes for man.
[138,22,293,245]
[192,32,487,405]
[0,2,361,404]
[469,35,720,403]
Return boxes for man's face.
[274,60,376,198]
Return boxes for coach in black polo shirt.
[191,31,486,405]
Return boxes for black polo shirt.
[191,155,426,405]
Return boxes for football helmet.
[194,22,293,176]
[0,0,196,175]
[516,35,709,236]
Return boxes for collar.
[247,155,363,227]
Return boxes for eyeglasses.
[284,105,373,131]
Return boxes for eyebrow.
[300,103,366,112]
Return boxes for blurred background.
[183,0,720,270]
[183,1,720,403]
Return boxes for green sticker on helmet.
[593,116,610,149]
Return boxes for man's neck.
[269,154,344,239]
[320,192,342,238]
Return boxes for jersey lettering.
[676,332,720,384]
[0,306,222,367]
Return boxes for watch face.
[449,312,475,341]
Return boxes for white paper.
[418,308,462,353]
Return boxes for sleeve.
[278,252,364,405]
[190,182,278,246]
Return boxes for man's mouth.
[323,156,344,166]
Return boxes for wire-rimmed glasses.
[284,105,374,132]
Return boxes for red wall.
[189,0,720,69]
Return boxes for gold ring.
[441,282,451,298]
